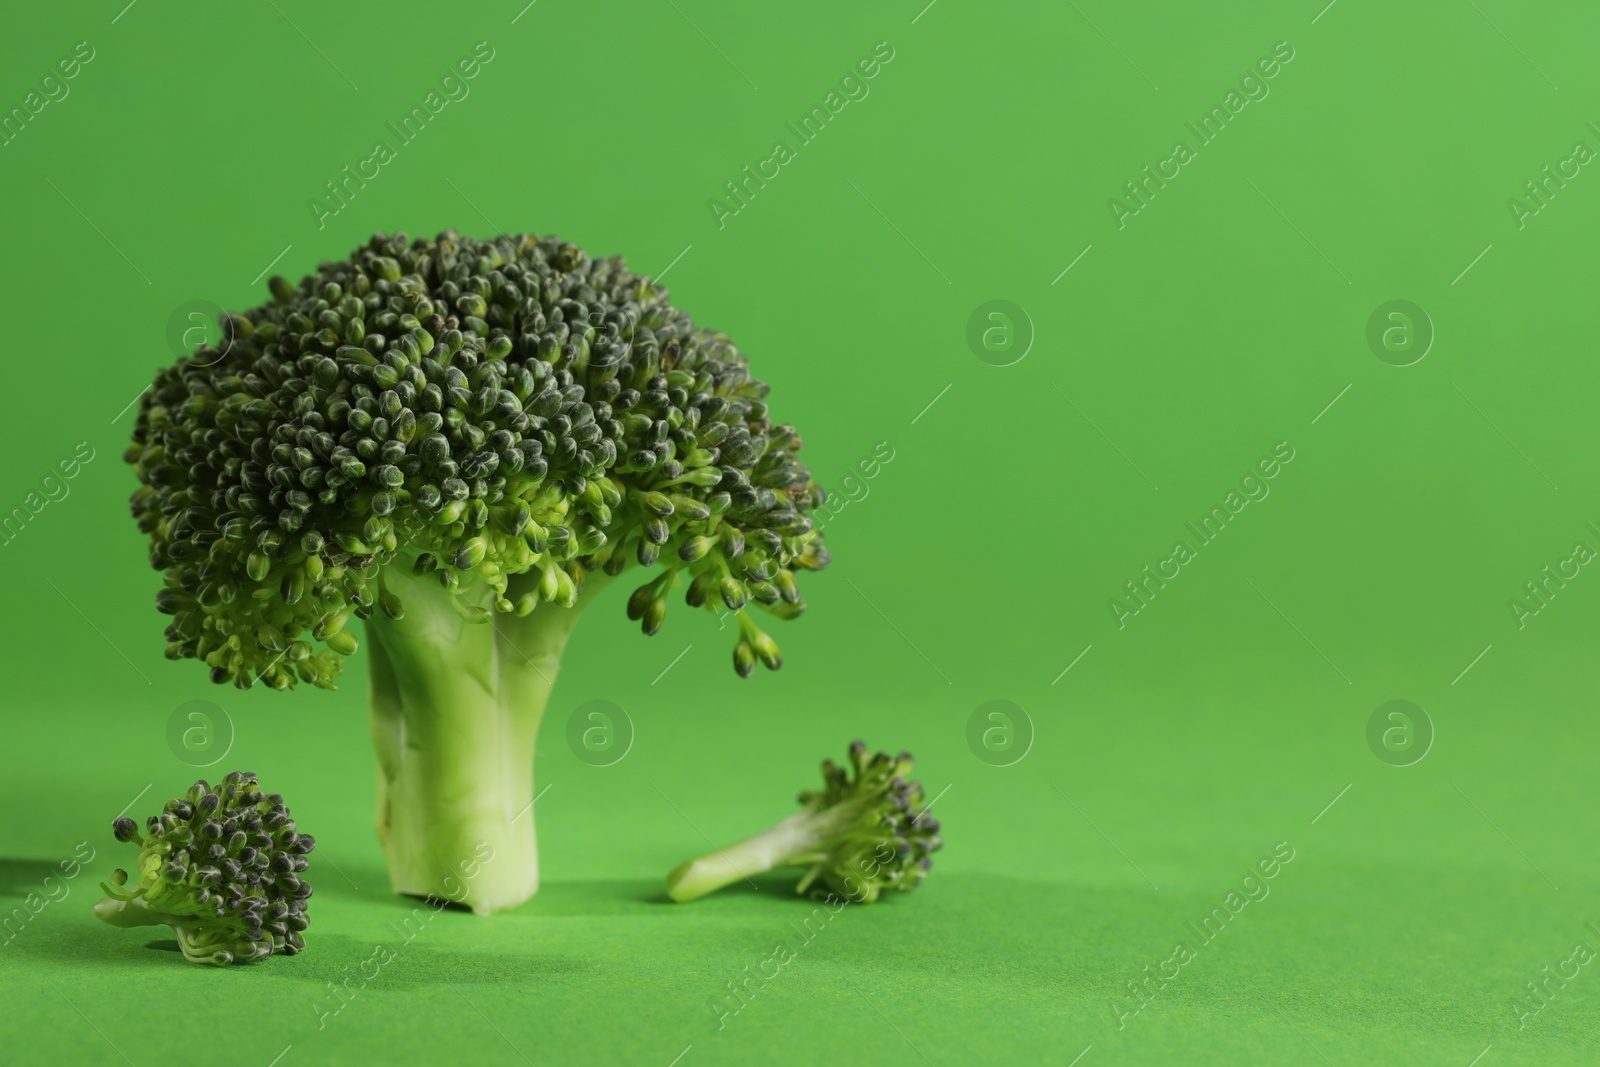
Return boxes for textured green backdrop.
[2,0,1598,1063]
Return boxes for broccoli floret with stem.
[94,772,314,966]
[125,232,828,913]
[667,742,943,903]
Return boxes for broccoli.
[666,742,942,903]
[94,772,314,965]
[126,232,828,914]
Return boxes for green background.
[2,0,1597,1063]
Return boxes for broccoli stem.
[93,897,166,928]
[665,809,828,902]
[366,562,612,915]
[94,899,246,965]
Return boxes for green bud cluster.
[96,772,315,966]
[794,741,942,902]
[127,231,828,689]
[665,741,942,904]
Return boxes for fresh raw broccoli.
[126,232,828,913]
[666,742,942,903]
[94,772,314,965]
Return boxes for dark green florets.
[795,742,943,902]
[128,231,828,689]
[95,772,314,966]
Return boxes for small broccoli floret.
[666,742,942,904]
[126,232,827,912]
[94,772,315,966]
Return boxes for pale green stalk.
[366,562,611,915]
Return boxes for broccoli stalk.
[366,558,612,911]
[95,772,314,966]
[126,232,828,914]
[667,743,943,904]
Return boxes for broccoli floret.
[126,232,828,913]
[666,742,943,903]
[94,772,314,966]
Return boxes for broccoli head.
[95,772,314,965]
[125,232,828,912]
[667,742,943,904]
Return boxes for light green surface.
[3,0,1600,1063]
